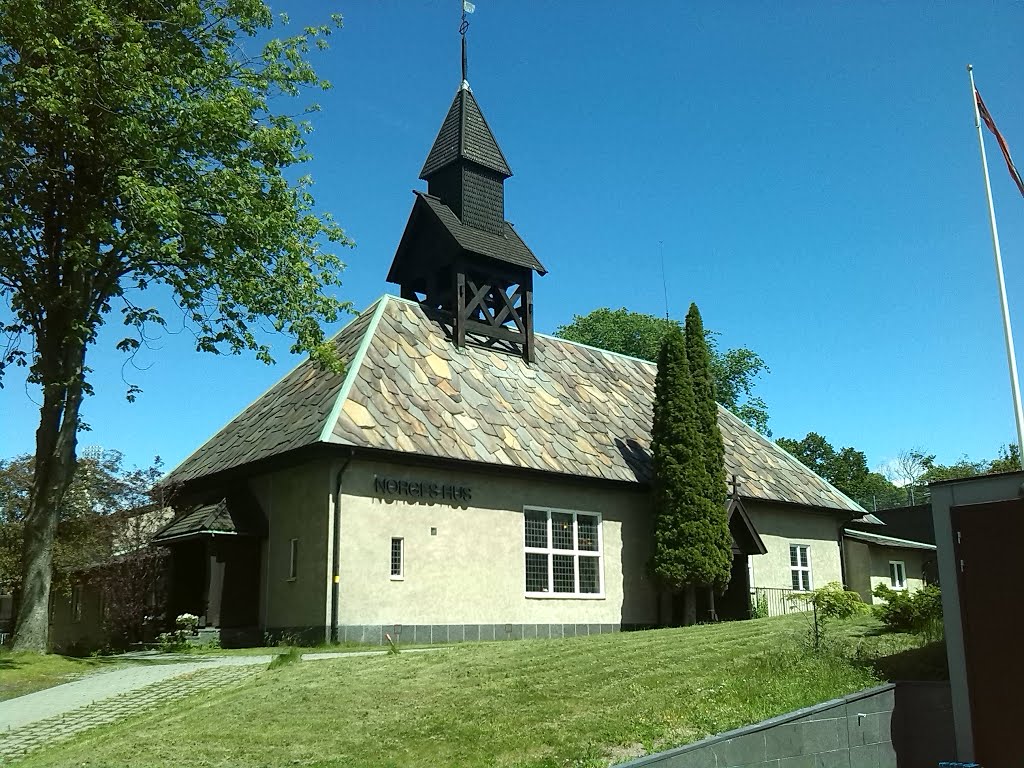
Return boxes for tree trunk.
[683,584,697,626]
[12,338,87,653]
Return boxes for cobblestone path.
[0,664,260,764]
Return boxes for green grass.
[16,615,896,768]
[175,639,440,657]
[0,652,125,701]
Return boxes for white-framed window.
[287,538,298,581]
[523,507,603,598]
[790,544,812,592]
[889,560,907,590]
[71,584,84,623]
[390,537,404,580]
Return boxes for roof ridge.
[318,296,391,443]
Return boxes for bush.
[789,582,868,620]
[872,584,943,636]
[750,592,769,619]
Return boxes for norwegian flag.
[976,88,1024,198]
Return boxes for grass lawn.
[15,614,919,768]
[0,652,133,701]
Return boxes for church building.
[149,51,872,647]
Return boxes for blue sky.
[3,2,1024,476]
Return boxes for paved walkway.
[0,647,443,763]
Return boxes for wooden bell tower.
[387,80,546,362]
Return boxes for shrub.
[872,584,943,636]
[788,582,868,620]
[750,592,769,619]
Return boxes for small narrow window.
[789,544,812,592]
[288,538,298,581]
[390,537,404,580]
[71,584,84,623]
[889,560,907,590]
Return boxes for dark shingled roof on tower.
[165,296,866,515]
[419,86,512,179]
[412,191,545,273]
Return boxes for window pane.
[789,546,798,567]
[799,547,809,568]
[577,515,599,552]
[802,572,811,591]
[526,553,548,593]
[553,554,575,592]
[579,556,600,593]
[391,538,403,577]
[552,512,573,551]
[791,571,801,590]
[524,510,548,548]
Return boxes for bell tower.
[386,12,546,362]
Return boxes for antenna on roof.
[659,240,669,319]
[460,0,474,86]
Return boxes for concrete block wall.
[620,684,898,768]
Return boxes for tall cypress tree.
[651,326,726,624]
[684,304,734,611]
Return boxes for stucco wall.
[335,458,657,627]
[867,546,928,603]
[745,502,846,592]
[249,459,333,638]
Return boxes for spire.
[418,87,512,180]
[387,1,544,363]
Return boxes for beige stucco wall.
[335,458,657,626]
[866,545,929,603]
[249,459,334,634]
[745,501,846,592]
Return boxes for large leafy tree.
[555,307,771,434]
[650,318,731,626]
[0,1,351,651]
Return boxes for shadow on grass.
[869,640,948,682]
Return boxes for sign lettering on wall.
[373,475,472,502]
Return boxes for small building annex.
[142,73,881,647]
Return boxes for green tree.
[650,321,731,627]
[776,432,904,510]
[0,450,163,602]
[555,307,771,434]
[0,2,351,651]
[989,444,1021,473]
[683,304,732,619]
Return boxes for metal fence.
[750,586,812,618]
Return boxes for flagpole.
[967,64,1024,456]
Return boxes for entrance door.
[952,498,1024,767]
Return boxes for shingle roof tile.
[166,296,864,514]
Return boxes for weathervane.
[461,0,474,85]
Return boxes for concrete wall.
[619,682,954,768]
[335,457,658,630]
[249,459,334,641]
[745,502,846,592]
[622,685,898,768]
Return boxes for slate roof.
[842,528,936,551]
[420,85,512,179]
[153,499,263,543]
[415,191,546,273]
[166,296,866,514]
